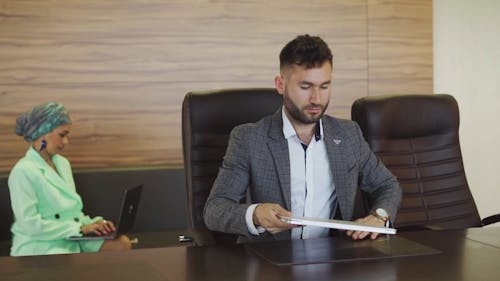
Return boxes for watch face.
[376,208,388,218]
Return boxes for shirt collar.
[282,108,323,141]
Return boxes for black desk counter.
[1,228,500,281]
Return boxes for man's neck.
[296,127,315,146]
[284,111,317,145]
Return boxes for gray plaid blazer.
[204,110,401,243]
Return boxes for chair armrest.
[482,214,500,226]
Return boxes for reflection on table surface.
[0,227,499,281]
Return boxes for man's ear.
[275,75,285,95]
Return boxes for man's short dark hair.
[279,34,333,71]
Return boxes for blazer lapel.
[266,110,292,210]
[323,117,351,220]
[45,168,78,199]
[27,148,79,201]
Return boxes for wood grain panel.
[0,0,369,173]
[367,0,433,95]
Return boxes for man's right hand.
[253,203,296,234]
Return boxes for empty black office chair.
[182,88,283,245]
[351,94,500,230]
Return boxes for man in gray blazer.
[204,34,401,243]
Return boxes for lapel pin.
[333,139,341,145]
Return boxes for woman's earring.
[39,140,47,152]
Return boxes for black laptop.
[67,184,143,241]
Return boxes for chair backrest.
[182,88,283,244]
[351,94,482,229]
[0,175,13,255]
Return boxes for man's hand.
[253,203,295,234]
[346,215,385,240]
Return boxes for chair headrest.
[183,88,282,134]
[351,94,459,139]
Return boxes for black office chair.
[182,88,283,245]
[351,94,500,230]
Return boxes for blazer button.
[55,214,60,219]
[74,218,80,222]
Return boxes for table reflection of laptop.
[67,184,143,241]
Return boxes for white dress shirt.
[245,109,336,239]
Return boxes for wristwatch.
[371,208,390,227]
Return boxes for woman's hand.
[80,219,116,236]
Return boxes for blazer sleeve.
[9,166,82,240]
[203,126,253,236]
[353,122,402,222]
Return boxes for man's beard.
[283,92,329,124]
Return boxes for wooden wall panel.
[0,0,431,173]
[367,0,433,95]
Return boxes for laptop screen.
[114,184,143,234]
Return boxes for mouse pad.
[247,235,441,266]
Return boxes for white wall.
[434,0,500,221]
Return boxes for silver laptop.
[67,184,143,241]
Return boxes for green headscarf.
[15,102,71,142]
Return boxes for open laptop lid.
[114,184,143,235]
[67,184,143,240]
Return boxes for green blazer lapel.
[27,148,79,201]
[323,117,351,220]
[267,110,292,210]
[44,166,78,200]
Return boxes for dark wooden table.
[1,227,500,281]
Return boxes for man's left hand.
[345,215,385,240]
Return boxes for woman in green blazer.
[8,102,131,256]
